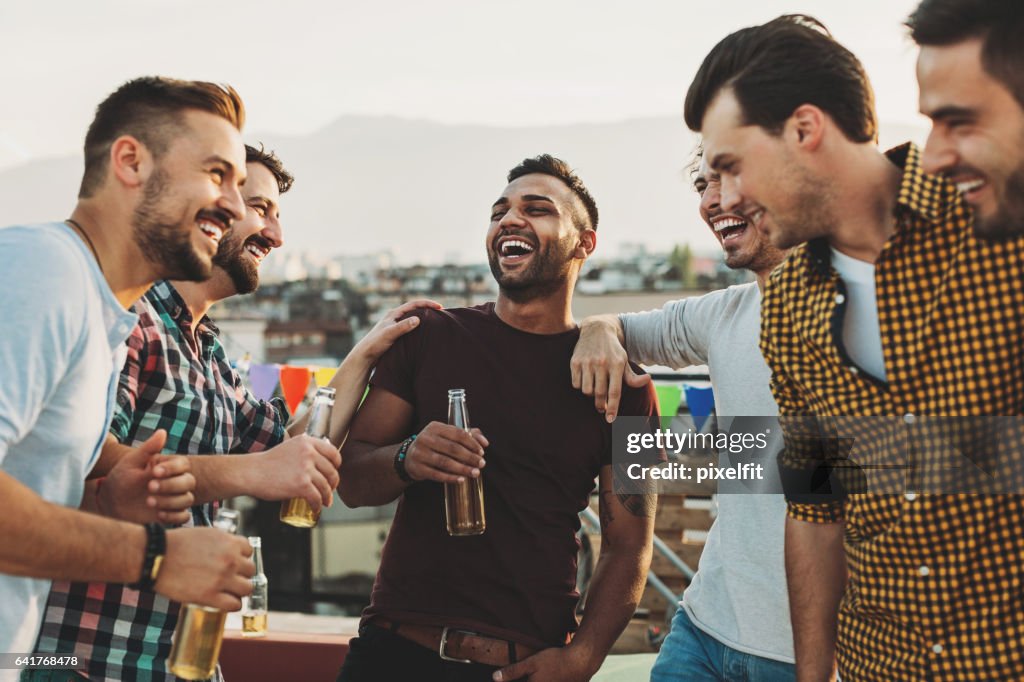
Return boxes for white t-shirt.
[622,282,793,663]
[830,247,886,381]
[0,223,137,663]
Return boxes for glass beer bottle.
[445,389,486,536]
[167,508,239,681]
[241,536,268,637]
[280,386,336,528]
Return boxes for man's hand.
[571,316,650,423]
[493,646,598,682]
[249,434,342,510]
[96,430,195,525]
[350,299,443,367]
[403,422,488,484]
[157,528,255,611]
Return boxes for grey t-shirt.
[621,282,793,663]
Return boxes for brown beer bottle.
[280,386,336,528]
[445,389,486,536]
[167,508,239,680]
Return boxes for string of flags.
[243,362,338,414]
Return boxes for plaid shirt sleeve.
[761,271,845,524]
[230,365,286,453]
[109,312,149,443]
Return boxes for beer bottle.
[167,508,239,680]
[241,536,268,637]
[444,389,486,536]
[280,386,336,528]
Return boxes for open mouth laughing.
[196,209,232,248]
[711,214,749,243]
[495,235,537,264]
[244,236,272,265]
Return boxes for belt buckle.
[439,626,474,664]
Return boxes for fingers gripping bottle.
[167,508,240,680]
[444,389,486,536]
[280,387,336,527]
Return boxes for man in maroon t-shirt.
[337,154,658,682]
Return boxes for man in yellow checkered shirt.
[684,13,1024,682]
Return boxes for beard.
[132,168,211,282]
[212,230,260,294]
[488,236,575,303]
[769,165,838,250]
[973,162,1024,240]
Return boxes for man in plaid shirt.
[27,145,437,681]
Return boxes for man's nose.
[921,127,957,176]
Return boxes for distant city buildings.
[209,244,748,365]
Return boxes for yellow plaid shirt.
[761,143,1024,682]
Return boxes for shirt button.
[849,366,859,375]
[932,644,943,654]
[835,293,846,305]
[919,565,931,576]
[904,413,916,425]
[905,492,917,501]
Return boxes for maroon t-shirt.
[361,303,658,649]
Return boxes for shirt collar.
[804,142,956,278]
[149,280,219,336]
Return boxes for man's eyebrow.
[708,153,729,171]
[491,197,510,209]
[924,104,977,121]
[522,194,555,204]
[204,155,234,170]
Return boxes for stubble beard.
[132,168,212,282]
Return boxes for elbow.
[336,480,365,508]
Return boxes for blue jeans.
[650,609,795,682]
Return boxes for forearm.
[569,539,652,674]
[0,473,143,583]
[786,516,847,682]
[188,454,257,504]
[337,441,407,507]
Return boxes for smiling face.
[701,89,837,250]
[918,38,1024,238]
[211,161,284,294]
[486,173,591,302]
[132,109,247,281]
[694,155,788,275]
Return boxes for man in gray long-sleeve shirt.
[570,151,793,681]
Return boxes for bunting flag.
[248,363,281,402]
[654,383,682,430]
[683,383,716,432]
[314,367,337,387]
[280,366,313,415]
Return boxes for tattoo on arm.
[617,492,657,518]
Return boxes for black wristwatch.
[129,523,166,591]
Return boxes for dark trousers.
[337,624,505,682]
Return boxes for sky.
[1,0,927,171]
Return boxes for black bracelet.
[394,435,417,483]
[128,523,166,591]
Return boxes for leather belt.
[372,617,539,666]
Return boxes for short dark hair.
[907,0,1024,109]
[507,154,599,231]
[80,76,246,197]
[245,143,294,194]
[684,14,877,143]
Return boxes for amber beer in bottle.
[167,509,239,680]
[280,386,336,527]
[445,389,486,535]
